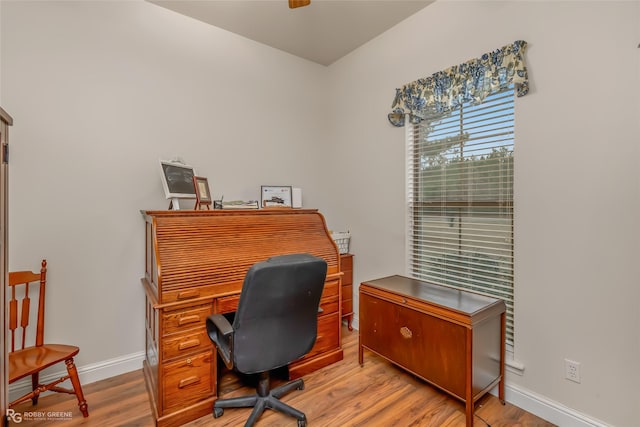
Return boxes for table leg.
[466,327,474,427]
[499,311,506,404]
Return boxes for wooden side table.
[359,275,505,427]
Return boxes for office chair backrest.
[232,253,327,374]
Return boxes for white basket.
[331,231,351,254]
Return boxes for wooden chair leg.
[65,358,89,417]
[31,373,40,405]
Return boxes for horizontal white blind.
[407,87,515,346]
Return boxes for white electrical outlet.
[565,359,581,383]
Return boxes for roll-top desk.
[141,209,344,427]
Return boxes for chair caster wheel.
[213,407,224,418]
[297,419,307,427]
[297,383,305,391]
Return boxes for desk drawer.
[162,329,211,361]
[322,278,339,298]
[162,350,214,412]
[161,282,240,305]
[216,294,240,314]
[217,280,338,315]
[304,312,340,360]
[342,296,353,315]
[319,295,339,316]
[163,303,212,336]
[320,279,339,311]
[340,253,353,272]
[342,284,353,303]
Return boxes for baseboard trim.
[348,317,609,427]
[499,383,610,427]
[9,350,145,402]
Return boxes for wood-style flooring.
[11,325,556,426]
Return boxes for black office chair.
[206,253,327,427]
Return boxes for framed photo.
[261,185,293,208]
[193,176,212,210]
[159,159,196,199]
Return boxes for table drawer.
[162,350,215,412]
[162,303,211,336]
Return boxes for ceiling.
[148,0,434,66]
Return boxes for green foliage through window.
[408,86,515,346]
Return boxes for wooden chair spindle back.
[8,259,47,352]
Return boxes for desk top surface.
[361,275,504,316]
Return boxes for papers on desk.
[220,200,259,209]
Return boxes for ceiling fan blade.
[289,0,311,8]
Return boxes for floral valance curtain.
[388,40,529,127]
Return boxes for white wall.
[2,1,640,427]
[0,0,329,370]
[325,1,640,426]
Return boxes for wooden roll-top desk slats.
[141,209,343,427]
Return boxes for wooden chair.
[7,259,89,417]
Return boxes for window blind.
[407,87,515,346]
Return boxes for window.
[407,86,515,347]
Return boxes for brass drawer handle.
[178,339,201,350]
[400,326,412,339]
[178,315,200,326]
[177,290,200,300]
[178,375,200,388]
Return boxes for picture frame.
[261,185,293,208]
[193,176,212,210]
[159,159,197,210]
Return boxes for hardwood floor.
[11,326,555,426]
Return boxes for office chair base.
[213,374,307,427]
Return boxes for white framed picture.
[261,186,293,208]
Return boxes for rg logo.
[6,409,23,423]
